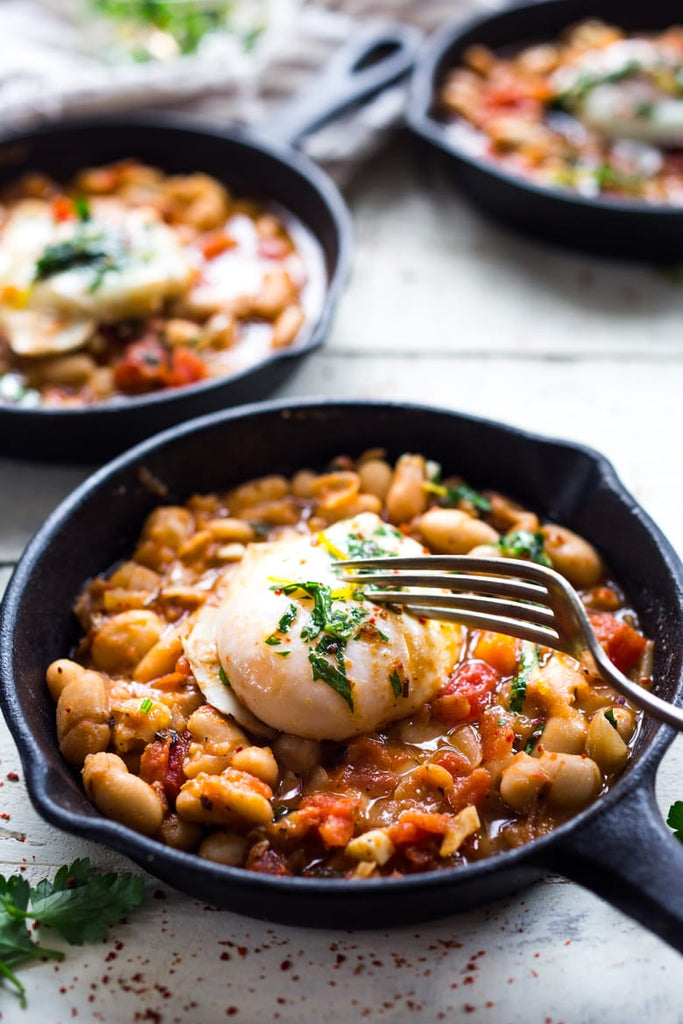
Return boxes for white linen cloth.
[0,0,501,178]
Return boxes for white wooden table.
[1,133,682,1023]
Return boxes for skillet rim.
[406,0,683,221]
[0,113,353,427]
[1,395,682,905]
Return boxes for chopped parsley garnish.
[139,697,153,714]
[346,534,398,560]
[389,669,403,699]
[556,60,643,109]
[509,642,538,713]
[282,581,366,644]
[274,650,291,658]
[604,708,618,729]
[34,226,126,291]
[424,479,491,513]
[277,579,367,709]
[308,652,353,711]
[278,603,298,634]
[218,666,231,688]
[499,529,551,567]
[667,801,683,844]
[636,101,655,119]
[0,858,143,1007]
[265,635,282,646]
[73,196,91,222]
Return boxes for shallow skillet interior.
[0,119,350,461]
[408,0,683,261]
[2,399,682,928]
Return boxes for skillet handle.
[256,21,422,150]
[544,775,683,952]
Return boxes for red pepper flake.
[280,959,291,971]
[220,953,231,961]
[226,1008,238,1017]
[6,772,19,782]
[463,1005,476,1014]
[0,813,10,820]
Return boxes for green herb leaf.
[218,666,231,688]
[604,708,618,729]
[29,859,144,945]
[509,642,538,713]
[0,859,144,1006]
[499,530,551,567]
[73,196,91,222]
[274,650,291,658]
[423,479,491,512]
[308,651,354,711]
[667,801,683,843]
[278,603,298,634]
[139,697,153,714]
[265,635,282,646]
[389,669,403,699]
[34,233,121,285]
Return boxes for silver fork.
[335,555,683,732]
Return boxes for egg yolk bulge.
[0,198,195,357]
[183,512,464,741]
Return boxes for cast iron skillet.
[406,0,683,261]
[0,23,420,462]
[2,398,683,947]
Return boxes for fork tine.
[364,589,557,627]
[340,570,548,603]
[338,555,556,585]
[402,604,564,649]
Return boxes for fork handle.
[543,776,683,952]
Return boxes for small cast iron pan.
[406,0,683,261]
[0,23,420,462]
[2,398,683,947]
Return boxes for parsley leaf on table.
[30,858,145,945]
[0,858,144,1006]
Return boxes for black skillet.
[1,398,683,949]
[406,0,683,261]
[0,23,420,462]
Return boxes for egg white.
[0,198,195,357]
[183,513,463,741]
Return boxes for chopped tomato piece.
[479,706,515,763]
[196,229,236,260]
[246,843,291,876]
[432,660,499,723]
[51,195,74,222]
[295,793,359,848]
[431,748,472,779]
[447,767,491,814]
[139,729,190,803]
[113,337,170,394]
[388,809,453,847]
[167,346,208,388]
[588,612,647,675]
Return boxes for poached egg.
[0,198,195,357]
[183,513,463,741]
